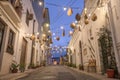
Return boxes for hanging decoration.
[75,13,81,21]
[70,22,76,29]
[49,37,53,44]
[67,8,73,16]
[56,36,60,41]
[69,31,73,36]
[62,29,65,36]
[84,14,89,25]
[91,13,97,21]
[30,35,35,40]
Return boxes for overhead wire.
[49,0,74,26]
[50,0,78,29]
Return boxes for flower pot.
[107,69,115,78]
[12,69,18,73]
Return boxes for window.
[26,10,29,26]
[6,29,15,55]
[0,22,5,52]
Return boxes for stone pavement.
[0,67,44,80]
[17,65,99,80]
[66,66,120,80]
[0,66,119,80]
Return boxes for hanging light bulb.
[39,1,42,6]
[63,7,67,11]
[36,32,39,35]
[54,37,56,40]
[84,8,87,14]
[60,26,64,29]
[53,33,55,36]
[46,23,50,27]
[69,31,73,36]
[67,8,73,16]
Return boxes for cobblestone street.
[17,66,99,80]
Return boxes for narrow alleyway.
[17,66,99,80]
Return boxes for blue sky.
[44,0,84,57]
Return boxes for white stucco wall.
[0,0,41,75]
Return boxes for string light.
[46,23,50,27]
[54,37,56,40]
[36,32,39,35]
[74,21,77,23]
[63,7,67,11]
[97,7,100,10]
[48,30,51,33]
[88,14,91,17]
[53,33,55,36]
[39,1,42,6]
[60,26,64,29]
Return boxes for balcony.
[0,0,22,26]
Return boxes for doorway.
[20,38,27,66]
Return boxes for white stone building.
[0,0,42,75]
[68,0,120,77]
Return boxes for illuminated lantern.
[30,35,35,40]
[75,13,81,21]
[84,14,89,25]
[67,8,73,16]
[91,13,97,21]
[70,22,76,29]
[56,36,60,41]
[84,19,89,25]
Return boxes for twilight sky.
[44,0,84,57]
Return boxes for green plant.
[19,64,25,72]
[10,63,19,73]
[72,64,76,68]
[98,27,117,74]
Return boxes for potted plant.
[106,66,115,78]
[98,27,117,78]
[10,63,19,73]
[19,64,25,72]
